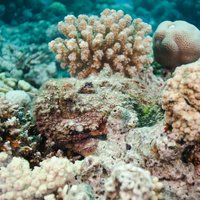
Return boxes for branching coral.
[0,155,83,199]
[49,9,153,78]
[105,163,163,200]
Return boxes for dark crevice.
[184,98,195,109]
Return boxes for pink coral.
[49,9,153,78]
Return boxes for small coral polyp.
[49,9,153,78]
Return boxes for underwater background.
[0,0,200,88]
[1,0,200,200]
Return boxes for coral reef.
[59,183,95,200]
[48,2,67,16]
[1,2,200,200]
[49,9,153,78]
[1,0,200,36]
[153,21,200,72]
[62,0,95,16]
[80,155,106,198]
[2,57,200,200]
[95,0,116,13]
[162,61,200,179]
[0,0,44,24]
[32,62,200,199]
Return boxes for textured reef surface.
[0,1,200,200]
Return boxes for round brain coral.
[153,20,200,72]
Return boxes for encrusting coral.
[48,8,153,78]
[153,20,200,72]
[162,61,200,144]
[162,61,200,176]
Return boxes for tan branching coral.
[49,9,153,78]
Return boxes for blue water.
[0,0,199,27]
[0,0,199,85]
